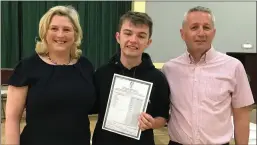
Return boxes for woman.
[5,5,96,145]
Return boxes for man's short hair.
[118,11,153,38]
[182,6,215,27]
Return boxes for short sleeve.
[150,72,171,120]
[8,60,30,87]
[231,61,255,108]
[79,56,95,75]
[88,72,100,114]
[79,56,98,114]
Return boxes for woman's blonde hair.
[35,5,83,59]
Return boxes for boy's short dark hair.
[118,11,153,38]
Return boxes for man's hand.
[138,112,155,131]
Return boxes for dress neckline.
[36,54,80,67]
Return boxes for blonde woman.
[5,5,96,145]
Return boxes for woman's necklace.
[47,54,72,65]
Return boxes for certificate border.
[102,73,153,140]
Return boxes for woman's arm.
[5,85,28,144]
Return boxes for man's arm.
[232,105,252,145]
[138,71,170,131]
[138,113,167,131]
[231,61,255,145]
[152,116,167,129]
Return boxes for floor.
[1,108,256,145]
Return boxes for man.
[91,11,170,145]
[162,6,255,145]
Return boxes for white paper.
[102,73,153,140]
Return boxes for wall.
[132,1,145,12]
[133,1,163,69]
[145,2,256,64]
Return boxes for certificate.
[102,73,153,140]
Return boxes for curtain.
[1,1,132,68]
[1,2,20,68]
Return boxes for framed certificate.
[102,73,153,140]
